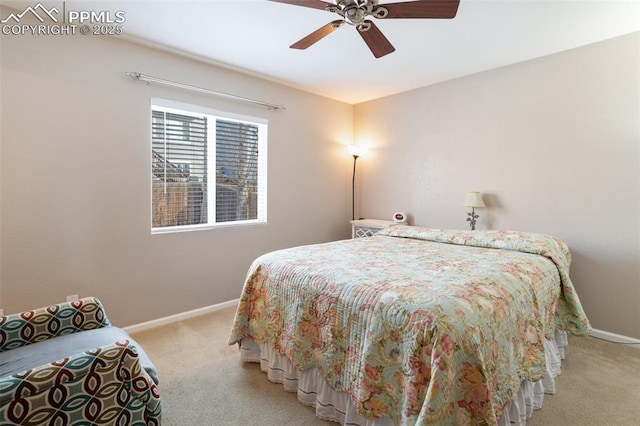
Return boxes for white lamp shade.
[347,145,368,157]
[463,192,486,208]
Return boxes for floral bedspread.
[229,225,591,425]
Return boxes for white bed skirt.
[240,330,568,426]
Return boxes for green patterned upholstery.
[0,298,161,425]
[0,297,110,351]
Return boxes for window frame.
[150,98,268,234]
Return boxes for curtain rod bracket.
[126,72,285,111]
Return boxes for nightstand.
[350,219,395,238]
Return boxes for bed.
[228,225,591,425]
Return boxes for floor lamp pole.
[351,155,359,221]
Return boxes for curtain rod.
[126,72,286,111]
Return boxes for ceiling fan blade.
[375,0,460,19]
[357,20,395,58]
[268,0,333,11]
[291,20,344,49]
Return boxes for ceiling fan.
[269,0,460,58]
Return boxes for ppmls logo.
[1,2,125,36]
[1,2,59,24]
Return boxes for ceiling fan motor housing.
[335,0,387,28]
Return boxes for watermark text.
[1,2,126,36]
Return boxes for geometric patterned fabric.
[0,297,111,351]
[0,298,161,425]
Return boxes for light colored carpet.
[132,306,640,425]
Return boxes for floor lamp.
[347,145,367,221]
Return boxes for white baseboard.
[122,302,640,348]
[590,328,640,346]
[123,298,239,334]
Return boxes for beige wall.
[0,28,354,326]
[354,33,640,338]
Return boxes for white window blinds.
[151,100,267,233]
[216,120,260,222]
[152,110,208,228]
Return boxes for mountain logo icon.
[1,2,59,24]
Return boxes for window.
[151,99,267,233]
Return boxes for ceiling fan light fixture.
[344,6,367,26]
[273,0,460,58]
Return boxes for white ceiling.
[3,1,640,103]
